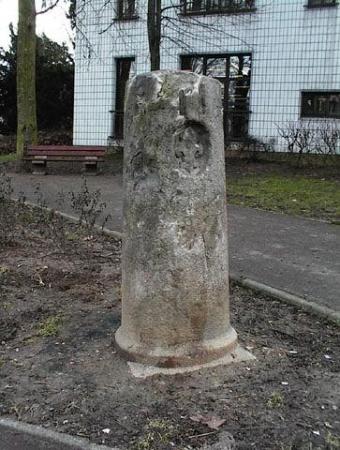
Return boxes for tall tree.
[67,0,77,31]
[17,0,37,157]
[147,0,161,70]
[0,28,74,134]
[16,0,63,157]
[0,25,17,134]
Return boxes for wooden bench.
[24,145,107,174]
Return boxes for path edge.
[230,274,340,326]
[0,418,118,450]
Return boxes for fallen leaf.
[190,414,226,430]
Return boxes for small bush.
[277,121,340,160]
[267,391,284,409]
[70,177,110,236]
[133,419,176,450]
[37,316,62,337]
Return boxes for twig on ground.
[188,431,218,439]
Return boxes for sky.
[0,0,73,50]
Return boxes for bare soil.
[0,215,339,450]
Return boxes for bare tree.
[148,0,162,70]
[277,120,340,157]
[71,0,256,70]
[318,121,340,156]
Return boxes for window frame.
[300,91,340,120]
[180,52,252,142]
[114,57,136,139]
[116,0,138,21]
[305,0,337,9]
[181,0,255,16]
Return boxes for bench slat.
[25,145,106,172]
[27,145,106,152]
[26,151,105,157]
[24,156,105,161]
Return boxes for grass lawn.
[0,153,17,163]
[227,173,340,223]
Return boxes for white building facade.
[73,0,340,153]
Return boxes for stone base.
[114,326,238,369]
[127,345,255,378]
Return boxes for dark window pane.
[330,94,340,116]
[301,92,340,119]
[192,0,205,12]
[117,0,136,19]
[183,0,254,14]
[307,0,337,7]
[115,58,135,139]
[181,56,193,71]
[181,53,252,141]
[181,56,204,74]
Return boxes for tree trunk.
[17,0,37,158]
[147,0,161,71]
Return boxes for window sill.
[113,15,139,22]
[300,115,340,120]
[180,7,256,17]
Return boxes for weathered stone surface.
[128,346,254,378]
[115,70,237,367]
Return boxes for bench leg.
[83,161,98,175]
[31,160,47,175]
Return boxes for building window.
[182,53,252,141]
[117,0,136,19]
[114,58,136,139]
[306,0,337,8]
[301,92,340,119]
[182,0,254,15]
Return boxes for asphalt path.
[9,172,340,312]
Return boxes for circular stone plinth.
[115,327,238,368]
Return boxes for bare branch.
[36,0,60,15]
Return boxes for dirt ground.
[0,213,339,450]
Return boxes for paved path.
[0,418,115,450]
[9,172,340,313]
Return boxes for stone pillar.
[115,71,237,368]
